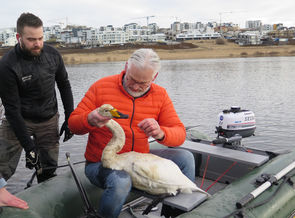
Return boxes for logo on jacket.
[22,75,32,82]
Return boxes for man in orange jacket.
[68,48,195,218]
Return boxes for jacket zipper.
[130,98,136,150]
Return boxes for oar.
[236,160,295,209]
[66,152,102,218]
[25,161,85,189]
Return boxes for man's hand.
[25,149,42,174]
[87,109,110,127]
[138,118,165,140]
[60,121,73,142]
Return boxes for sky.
[0,0,294,29]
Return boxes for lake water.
[7,56,295,193]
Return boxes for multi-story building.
[123,23,141,31]
[171,22,183,34]
[267,28,295,39]
[1,19,291,48]
[237,31,262,45]
[245,20,262,30]
[262,24,273,31]
[147,23,159,34]
[0,28,17,46]
[98,29,127,45]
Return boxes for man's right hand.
[25,149,42,174]
[87,109,110,127]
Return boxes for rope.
[200,155,210,189]
[205,161,237,192]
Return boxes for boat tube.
[2,108,295,218]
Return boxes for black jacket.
[0,43,74,152]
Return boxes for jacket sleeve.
[157,90,186,147]
[55,53,74,121]
[68,82,99,135]
[0,63,34,152]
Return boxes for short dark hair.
[17,13,43,35]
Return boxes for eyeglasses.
[125,73,153,89]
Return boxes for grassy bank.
[61,40,295,65]
[1,40,295,65]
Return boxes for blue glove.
[60,121,73,142]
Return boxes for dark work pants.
[0,113,60,183]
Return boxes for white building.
[262,24,273,31]
[147,23,159,33]
[175,30,221,41]
[4,36,17,46]
[82,28,99,46]
[98,29,127,45]
[237,31,262,45]
[123,23,141,31]
[0,28,16,46]
[60,30,74,44]
[139,33,166,42]
[245,20,262,30]
[171,22,183,33]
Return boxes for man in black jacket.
[0,13,74,184]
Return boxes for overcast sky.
[0,0,294,29]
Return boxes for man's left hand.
[138,118,165,140]
[60,121,73,142]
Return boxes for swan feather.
[99,104,209,196]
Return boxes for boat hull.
[0,165,141,218]
[179,148,295,218]
[1,141,295,218]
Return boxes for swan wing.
[126,154,205,195]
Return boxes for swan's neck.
[101,119,125,167]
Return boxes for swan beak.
[110,109,129,119]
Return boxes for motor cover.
[217,106,256,138]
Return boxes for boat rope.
[200,155,210,189]
[201,143,255,192]
[205,161,237,192]
[223,170,295,218]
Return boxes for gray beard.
[122,78,150,97]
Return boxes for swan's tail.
[181,185,211,197]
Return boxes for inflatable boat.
[1,107,295,218]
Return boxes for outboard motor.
[213,106,255,150]
[216,106,256,138]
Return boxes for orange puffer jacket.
[68,71,186,163]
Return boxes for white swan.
[99,104,208,196]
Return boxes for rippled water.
[7,56,295,193]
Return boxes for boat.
[1,106,295,218]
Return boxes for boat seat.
[179,140,269,167]
[162,192,208,212]
[127,188,208,215]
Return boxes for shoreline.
[1,40,295,65]
[61,40,295,65]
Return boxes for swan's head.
[98,104,129,119]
